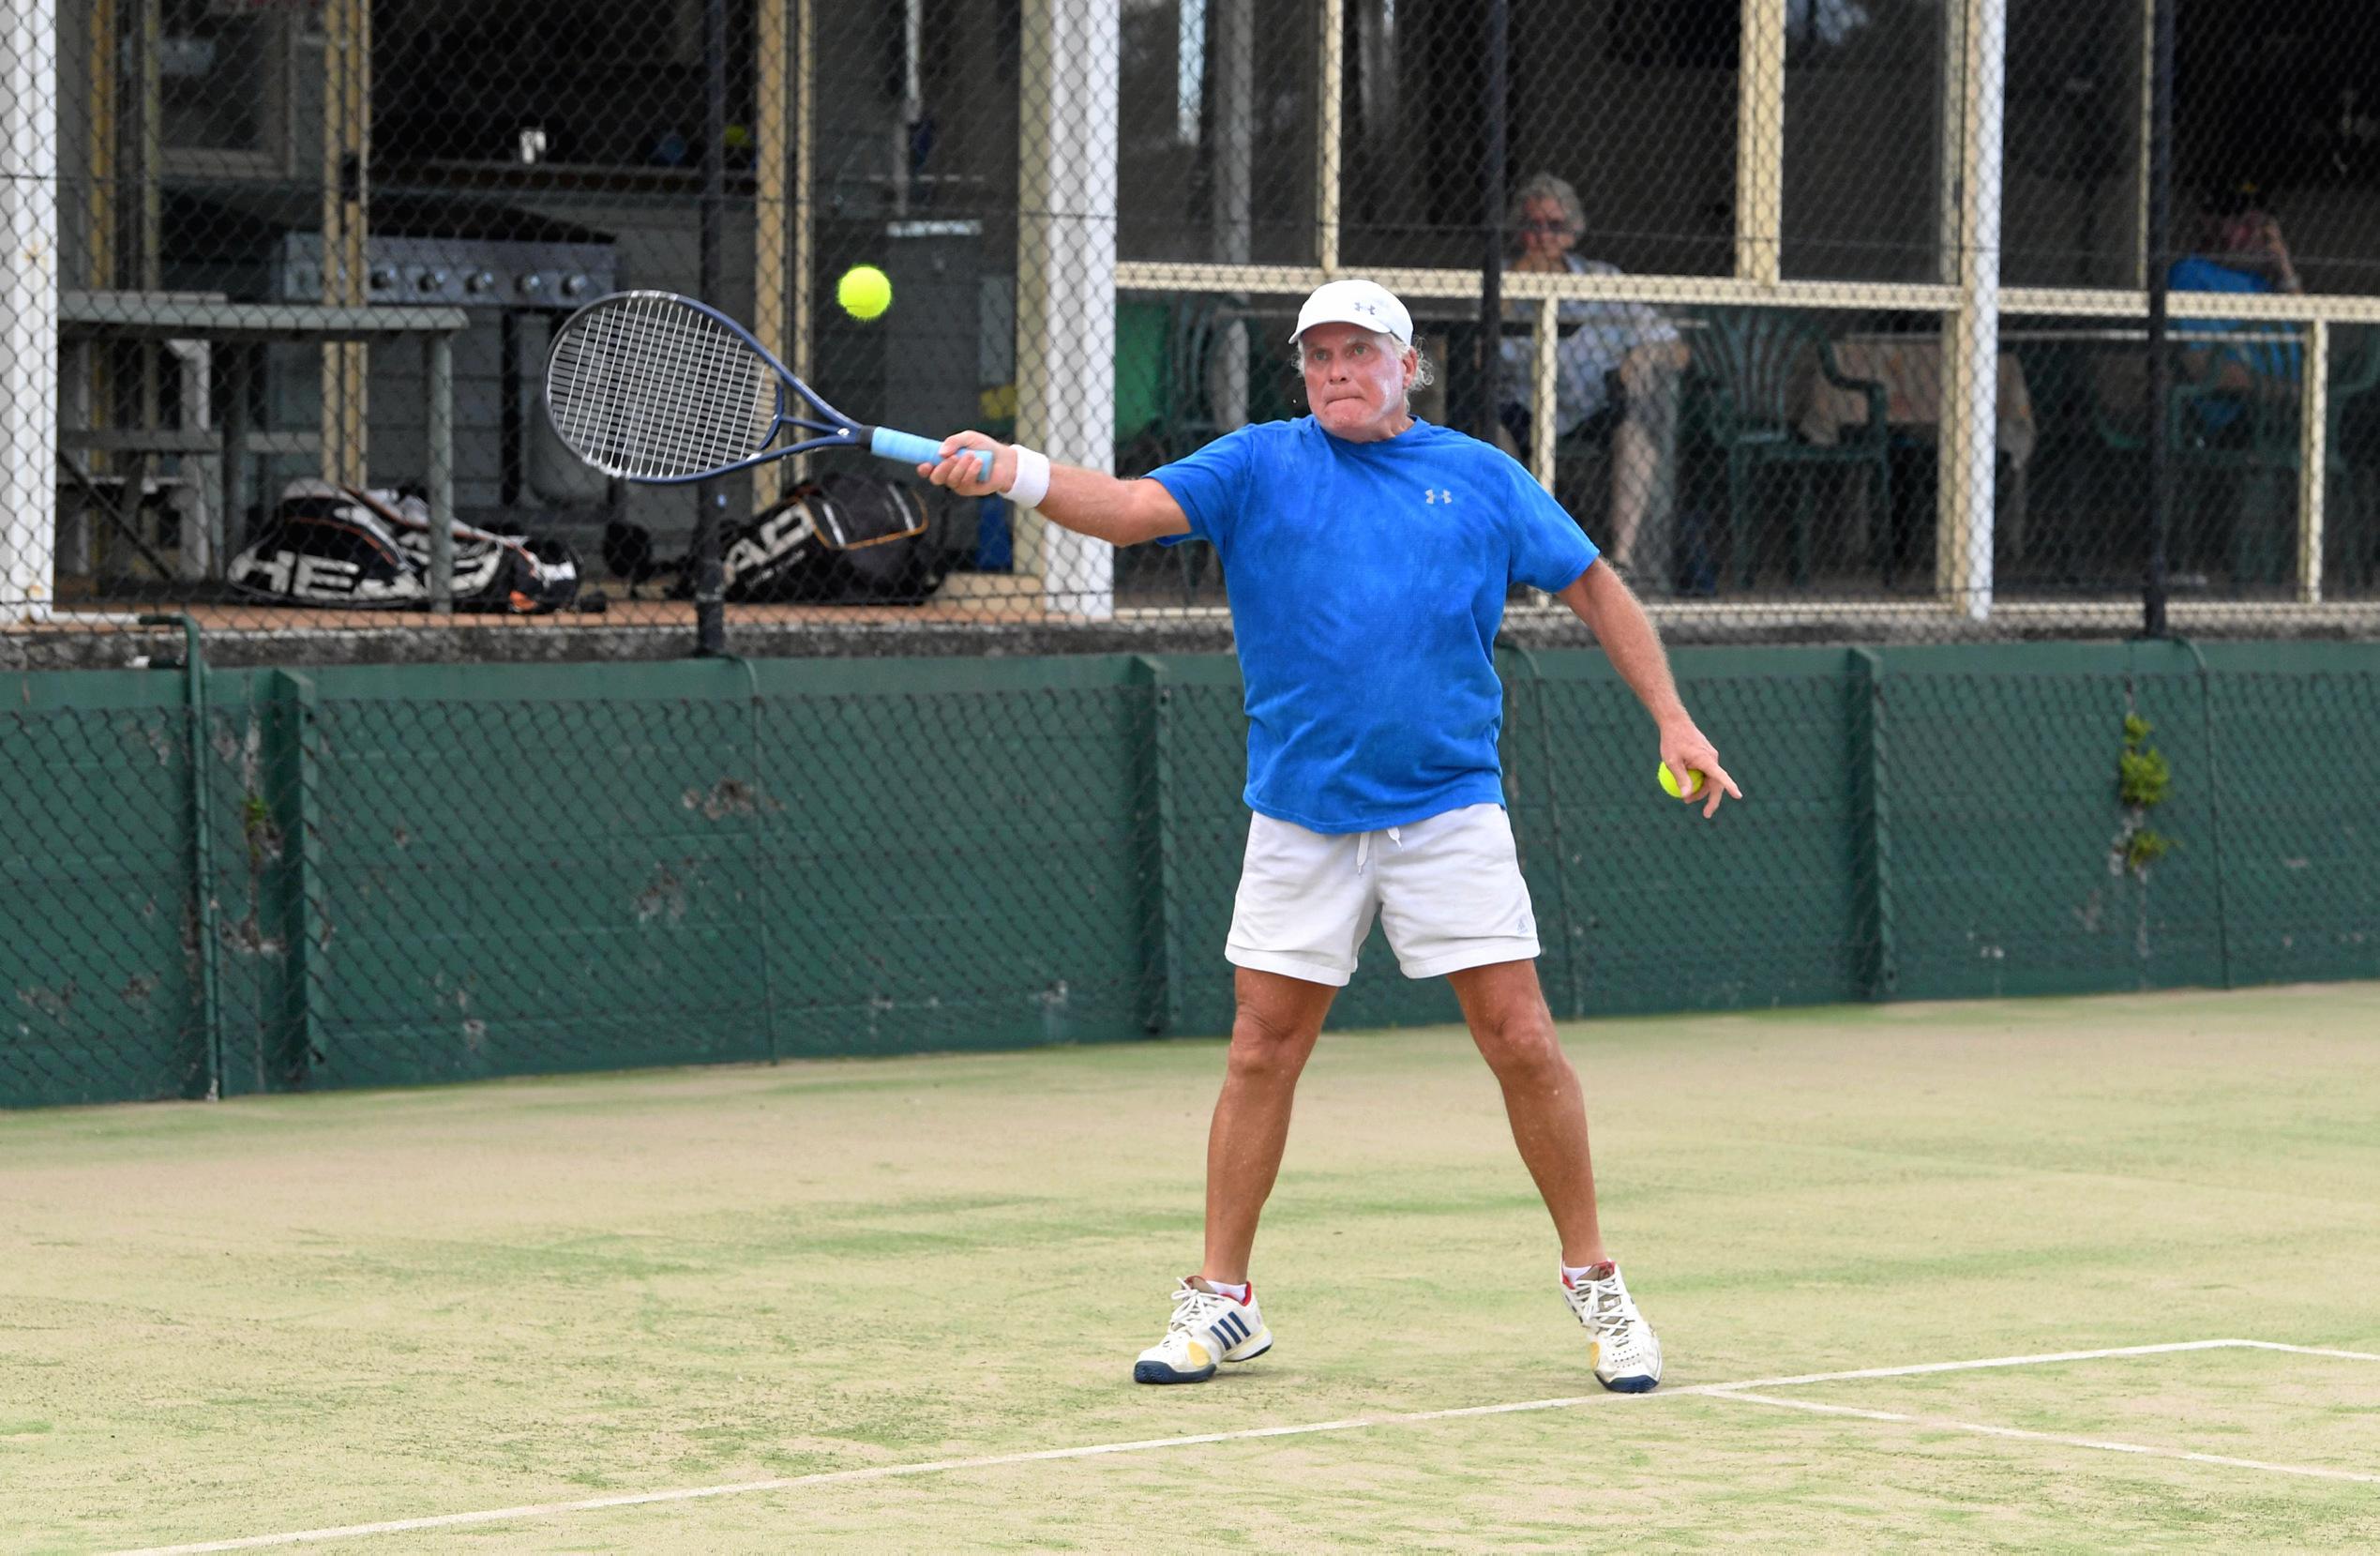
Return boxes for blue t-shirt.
[2168,256,2300,430]
[1149,416,1598,833]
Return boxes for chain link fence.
[8,4,2380,1108]
[7,645,2376,1108]
[0,0,2369,666]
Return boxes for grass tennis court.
[6,984,2378,1553]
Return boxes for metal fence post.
[1849,648,1897,1001]
[2143,0,2176,638]
[427,332,454,614]
[1135,655,1185,1036]
[1938,0,2008,624]
[691,0,731,657]
[264,669,324,1086]
[1478,0,1508,443]
[0,0,58,624]
[141,613,222,1098]
[718,654,779,1060]
[1498,638,1585,1020]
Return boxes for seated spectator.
[2169,184,2304,431]
[1496,173,1689,582]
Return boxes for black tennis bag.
[228,482,580,612]
[700,473,946,604]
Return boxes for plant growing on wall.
[2113,714,2175,878]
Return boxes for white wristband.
[1004,446,1052,510]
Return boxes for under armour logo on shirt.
[1423,488,1453,504]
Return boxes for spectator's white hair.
[1295,329,1437,395]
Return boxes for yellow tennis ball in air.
[1658,761,1705,799]
[836,264,892,321]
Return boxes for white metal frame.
[18,0,2376,627]
[0,0,58,622]
[1940,0,2007,620]
[1737,0,1785,287]
[1015,0,1121,620]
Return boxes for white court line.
[2226,1339,2380,1364]
[1699,1337,2250,1392]
[112,1337,2379,1556]
[1712,1391,2380,1486]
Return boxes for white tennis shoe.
[1133,1277,1273,1384]
[1560,1262,1663,1393]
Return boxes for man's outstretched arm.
[915,432,1192,548]
[1554,560,1742,818]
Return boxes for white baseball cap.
[1288,279,1413,349]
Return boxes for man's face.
[2216,210,2269,261]
[1299,321,1415,442]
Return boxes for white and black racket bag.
[228,481,581,613]
[604,472,945,605]
[725,474,937,603]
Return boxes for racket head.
[546,292,817,483]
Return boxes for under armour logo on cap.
[1290,279,1414,348]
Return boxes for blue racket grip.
[870,427,994,481]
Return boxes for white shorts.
[1226,803,1541,987]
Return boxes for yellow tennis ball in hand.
[836,264,892,321]
[1658,761,1705,799]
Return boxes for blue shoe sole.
[1599,1373,1661,1394]
[1133,1359,1217,1384]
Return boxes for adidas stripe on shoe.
[1133,1277,1273,1384]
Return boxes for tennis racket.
[543,290,994,486]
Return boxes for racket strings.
[548,295,779,480]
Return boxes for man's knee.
[1473,1005,1567,1083]
[1227,1000,1320,1082]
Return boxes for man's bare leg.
[1608,416,1654,570]
[1446,959,1606,1265]
[1199,967,1337,1284]
[1451,960,1664,1389]
[1607,340,1687,584]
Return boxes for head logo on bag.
[229,483,580,613]
[716,475,938,603]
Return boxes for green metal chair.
[2331,334,2380,593]
[2093,329,2380,588]
[1685,309,1891,589]
[1111,298,1228,604]
[1158,300,1227,601]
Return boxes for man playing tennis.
[920,279,1739,1393]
